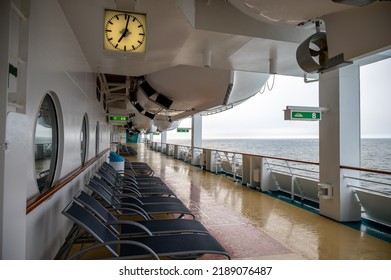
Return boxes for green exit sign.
[109,116,129,121]
[177,128,190,133]
[284,106,326,121]
[291,111,321,120]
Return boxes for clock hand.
[118,31,126,42]
[118,15,131,43]
[125,14,130,29]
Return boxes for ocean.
[167,138,391,172]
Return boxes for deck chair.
[102,162,165,186]
[124,160,155,176]
[98,165,170,188]
[74,190,209,236]
[96,169,177,197]
[98,166,169,191]
[103,161,160,179]
[86,177,195,219]
[89,176,183,205]
[101,162,165,185]
[118,144,137,156]
[62,201,230,259]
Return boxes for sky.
[161,57,391,141]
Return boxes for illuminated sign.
[109,116,129,122]
[284,106,328,121]
[177,128,190,133]
[291,111,321,120]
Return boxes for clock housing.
[104,9,146,53]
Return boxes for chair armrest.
[67,240,159,260]
[104,220,153,236]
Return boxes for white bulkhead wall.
[1,0,110,259]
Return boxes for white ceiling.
[228,0,353,26]
[57,0,390,132]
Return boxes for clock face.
[104,10,146,53]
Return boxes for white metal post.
[191,114,202,165]
[318,64,361,222]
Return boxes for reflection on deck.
[127,143,391,259]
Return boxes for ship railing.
[265,159,319,181]
[166,144,175,156]
[341,166,391,194]
[193,147,204,167]
[146,141,391,225]
[341,165,391,226]
[149,142,319,201]
[263,157,319,202]
[214,151,243,181]
[149,141,161,152]
[179,146,192,163]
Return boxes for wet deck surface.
[126,144,391,260]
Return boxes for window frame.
[34,94,59,193]
[81,114,89,165]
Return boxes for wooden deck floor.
[126,144,391,260]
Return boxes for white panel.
[228,71,270,104]
[176,0,196,27]
[356,190,391,227]
[324,3,391,61]
[3,112,30,259]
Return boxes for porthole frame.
[34,93,59,193]
[81,114,89,165]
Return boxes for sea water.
[168,138,391,171]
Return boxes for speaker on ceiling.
[155,93,173,109]
[144,111,155,119]
[133,102,144,113]
[140,81,156,97]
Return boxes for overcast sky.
[163,58,390,141]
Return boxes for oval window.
[81,114,89,165]
[34,94,58,193]
[95,121,100,156]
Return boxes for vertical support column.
[260,157,276,192]
[191,114,202,165]
[318,64,361,222]
[250,156,261,188]
[161,131,167,154]
[241,155,251,186]
[0,0,11,260]
[174,144,180,159]
[204,149,212,171]
[148,133,153,148]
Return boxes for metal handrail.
[152,141,319,166]
[347,184,391,196]
[263,158,319,200]
[272,170,319,182]
[341,165,391,196]
[214,151,243,180]
[147,141,391,197]
[267,162,319,174]
[344,175,391,187]
[341,165,391,175]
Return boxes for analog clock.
[104,9,146,53]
